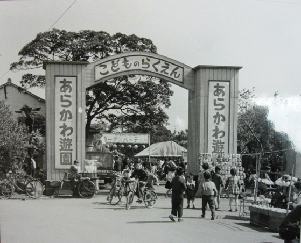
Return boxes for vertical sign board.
[208,81,230,154]
[55,76,77,169]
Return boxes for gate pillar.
[187,66,241,174]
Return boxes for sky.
[0,0,301,151]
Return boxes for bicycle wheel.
[0,182,13,198]
[78,180,95,198]
[126,191,134,210]
[143,189,154,208]
[25,180,44,198]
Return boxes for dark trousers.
[171,193,184,218]
[202,195,215,218]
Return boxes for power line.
[1,0,77,82]
[48,0,77,31]
[0,69,10,81]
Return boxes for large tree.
[237,89,293,172]
[0,101,29,173]
[10,29,173,139]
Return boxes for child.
[169,167,187,222]
[186,173,196,209]
[200,171,217,220]
[211,166,224,210]
[145,168,159,189]
[225,168,240,212]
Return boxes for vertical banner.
[208,81,230,154]
[55,76,77,169]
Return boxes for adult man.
[169,167,187,222]
[68,160,81,196]
[68,160,81,179]
[113,156,122,173]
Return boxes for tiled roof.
[0,79,45,102]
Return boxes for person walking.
[165,168,175,197]
[198,162,210,185]
[200,171,217,220]
[186,173,196,209]
[169,167,187,222]
[211,166,224,210]
[225,168,241,212]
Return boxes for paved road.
[0,185,283,243]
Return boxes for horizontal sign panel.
[95,55,184,83]
[102,133,149,144]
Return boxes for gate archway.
[44,52,241,180]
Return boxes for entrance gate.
[44,52,241,180]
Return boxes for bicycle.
[107,174,124,204]
[0,172,44,199]
[124,179,157,209]
[50,172,96,198]
[124,178,137,210]
[143,185,158,208]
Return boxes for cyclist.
[107,166,131,203]
[68,160,81,194]
[131,162,148,203]
[68,160,81,178]
[145,168,159,190]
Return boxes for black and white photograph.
[0,1,301,242]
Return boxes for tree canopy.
[10,29,173,141]
[237,89,293,172]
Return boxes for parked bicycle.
[124,179,157,210]
[50,171,96,198]
[0,171,44,199]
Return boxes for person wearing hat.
[211,166,224,210]
[68,160,81,179]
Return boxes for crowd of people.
[167,162,242,222]
[108,156,245,222]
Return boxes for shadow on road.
[127,219,178,224]
[222,215,248,220]
[235,222,285,242]
[127,221,175,224]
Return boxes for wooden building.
[0,78,46,170]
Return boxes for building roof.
[0,78,45,102]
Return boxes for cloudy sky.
[0,0,300,150]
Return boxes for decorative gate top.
[86,52,195,90]
[95,54,184,83]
